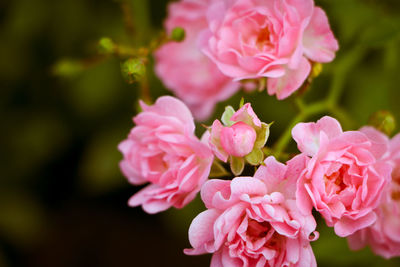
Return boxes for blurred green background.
[0,0,400,266]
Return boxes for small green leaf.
[221,106,236,126]
[230,156,245,176]
[254,122,272,149]
[245,148,264,166]
[209,160,230,178]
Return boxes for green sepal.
[209,160,230,178]
[239,97,245,108]
[254,122,272,149]
[245,148,264,166]
[221,106,236,126]
[230,156,245,176]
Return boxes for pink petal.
[334,212,377,237]
[267,57,311,100]
[303,7,339,63]
[187,209,220,251]
[140,96,195,132]
[292,116,342,156]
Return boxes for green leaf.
[230,156,245,176]
[221,106,236,126]
[239,97,245,108]
[245,148,264,166]
[209,160,230,178]
[254,122,272,149]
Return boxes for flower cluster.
[119,96,399,265]
[155,0,338,120]
[116,0,399,266]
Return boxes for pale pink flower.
[209,103,262,162]
[154,0,240,121]
[292,117,392,237]
[348,129,400,258]
[185,155,318,267]
[200,0,339,99]
[118,96,214,214]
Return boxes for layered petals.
[155,0,240,121]
[348,132,400,258]
[294,116,392,237]
[201,0,338,99]
[118,96,214,213]
[185,156,317,266]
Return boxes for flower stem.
[273,44,367,158]
[273,101,328,158]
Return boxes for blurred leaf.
[0,191,46,247]
[360,17,400,47]
[79,128,128,195]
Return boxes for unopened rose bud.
[121,58,146,84]
[368,110,396,136]
[98,37,115,54]
[170,27,185,42]
[220,122,257,157]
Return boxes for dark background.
[1,0,400,266]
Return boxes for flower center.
[324,166,348,195]
[247,219,269,238]
[256,27,271,50]
[391,172,400,201]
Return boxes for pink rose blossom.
[185,155,318,267]
[209,103,263,162]
[200,0,339,99]
[292,117,392,237]
[154,0,240,121]
[348,130,400,258]
[118,96,214,214]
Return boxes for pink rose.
[154,0,240,121]
[209,103,265,162]
[292,117,392,237]
[348,130,400,258]
[200,0,339,99]
[118,96,214,214]
[185,155,318,267]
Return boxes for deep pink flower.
[185,155,318,267]
[292,117,392,237]
[348,129,400,258]
[154,0,240,121]
[209,103,263,162]
[118,96,214,213]
[200,0,339,99]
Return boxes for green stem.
[327,105,355,130]
[273,45,367,157]
[327,46,366,106]
[130,0,152,45]
[273,101,328,158]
